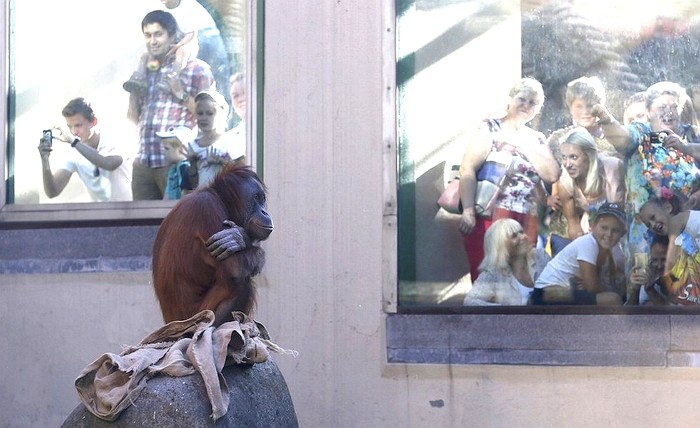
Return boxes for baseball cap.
[156,126,195,144]
[195,89,230,116]
[594,202,627,229]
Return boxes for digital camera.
[650,131,668,145]
[41,129,53,147]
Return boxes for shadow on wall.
[415,161,469,284]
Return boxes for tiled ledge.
[387,313,700,367]
[0,225,158,274]
[0,256,151,274]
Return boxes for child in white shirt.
[532,202,627,305]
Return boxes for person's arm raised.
[37,138,71,198]
[592,104,630,154]
[72,141,123,171]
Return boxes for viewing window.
[395,0,700,312]
[1,0,258,223]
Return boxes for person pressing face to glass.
[187,90,246,188]
[531,202,627,306]
[548,127,625,256]
[37,97,133,202]
[458,77,560,282]
[463,219,551,306]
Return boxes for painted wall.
[4,273,700,427]
[0,273,162,427]
[4,1,700,427]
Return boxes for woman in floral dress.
[458,78,560,281]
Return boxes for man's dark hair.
[62,97,96,122]
[651,234,670,249]
[142,10,181,40]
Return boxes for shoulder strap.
[483,118,502,133]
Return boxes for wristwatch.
[177,92,190,103]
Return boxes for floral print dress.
[485,119,544,217]
[463,119,548,282]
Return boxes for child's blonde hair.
[163,137,187,156]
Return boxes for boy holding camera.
[37,97,133,202]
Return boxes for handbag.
[437,152,513,217]
[473,149,515,218]
[437,118,516,217]
[474,177,501,218]
[436,176,504,218]
[437,178,462,214]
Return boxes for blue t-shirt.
[165,160,193,200]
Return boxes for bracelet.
[71,138,80,148]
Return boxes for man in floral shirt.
[593,81,700,278]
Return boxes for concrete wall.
[0,273,162,427]
[5,272,700,427]
[4,1,700,427]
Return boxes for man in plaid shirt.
[127,10,214,200]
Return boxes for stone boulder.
[62,358,297,427]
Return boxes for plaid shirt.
[136,57,214,168]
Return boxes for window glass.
[6,0,251,207]
[397,0,700,310]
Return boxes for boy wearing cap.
[531,202,627,305]
[157,126,195,200]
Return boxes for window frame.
[383,0,700,367]
[0,0,261,225]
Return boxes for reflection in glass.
[396,0,700,309]
[8,0,247,204]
